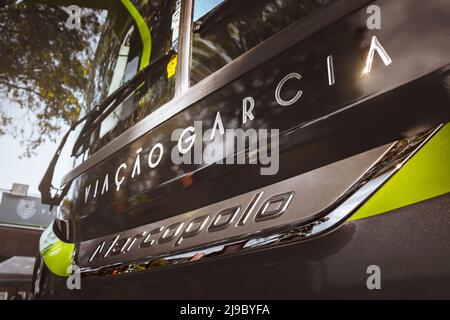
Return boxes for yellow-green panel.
[350,123,450,221]
[39,223,74,277]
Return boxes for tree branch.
[0,80,45,99]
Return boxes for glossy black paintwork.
[189,0,333,84]
[35,193,450,299]
[58,0,450,242]
[33,0,450,299]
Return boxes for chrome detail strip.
[0,223,46,231]
[61,0,371,185]
[77,143,393,270]
[75,126,440,276]
[175,0,193,96]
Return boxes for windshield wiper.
[39,49,176,206]
[71,49,176,156]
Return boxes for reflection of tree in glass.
[0,1,101,157]
[191,0,332,83]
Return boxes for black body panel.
[57,0,450,242]
[35,193,450,299]
[33,0,450,299]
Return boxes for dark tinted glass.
[77,0,177,159]
[87,61,176,156]
[190,0,332,84]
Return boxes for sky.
[0,4,104,197]
[0,132,65,196]
[0,101,72,196]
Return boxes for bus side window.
[189,0,332,85]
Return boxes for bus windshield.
[73,0,178,165]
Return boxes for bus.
[33,0,450,299]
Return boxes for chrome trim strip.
[77,143,393,270]
[61,0,371,185]
[175,0,193,96]
[0,223,46,231]
[75,126,441,276]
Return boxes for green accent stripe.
[350,123,450,221]
[121,0,152,70]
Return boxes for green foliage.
[0,1,102,157]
